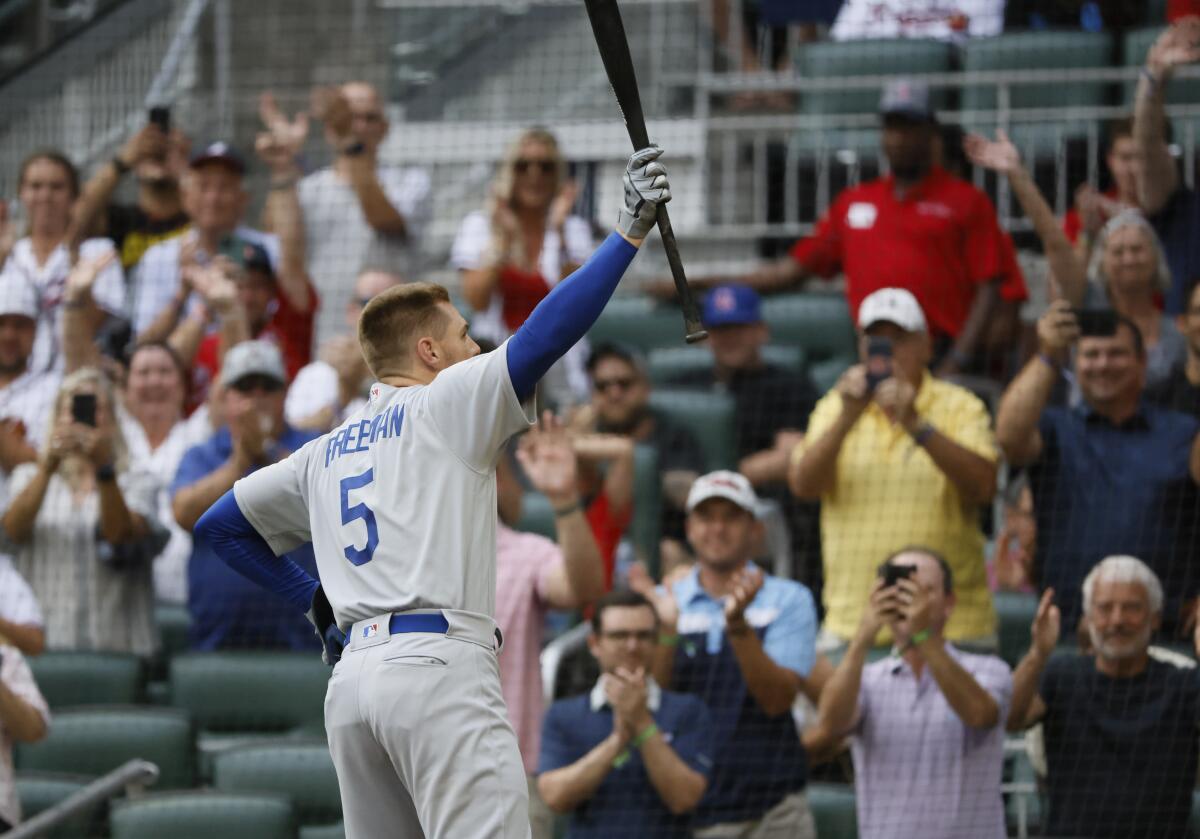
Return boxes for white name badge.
[847,202,878,229]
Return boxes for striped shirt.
[2,464,166,655]
[0,643,50,827]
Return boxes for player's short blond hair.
[358,282,451,378]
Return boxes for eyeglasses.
[514,158,555,175]
[352,112,385,125]
[230,375,284,394]
[600,630,656,644]
[592,376,636,394]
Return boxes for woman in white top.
[120,342,212,604]
[451,127,595,405]
[0,150,125,374]
[1,367,166,655]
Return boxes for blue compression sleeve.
[507,232,637,401]
[195,490,319,612]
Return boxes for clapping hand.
[310,86,354,145]
[1031,588,1061,660]
[605,666,651,740]
[627,562,681,629]
[724,565,764,631]
[548,180,578,233]
[65,250,117,305]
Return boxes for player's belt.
[389,613,450,635]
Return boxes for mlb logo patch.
[363,623,379,639]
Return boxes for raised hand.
[65,250,117,304]
[548,180,579,233]
[857,579,893,642]
[118,123,168,168]
[895,576,934,638]
[1147,19,1200,80]
[724,565,764,629]
[515,411,578,506]
[1031,588,1061,659]
[617,145,671,241]
[627,562,681,628]
[257,92,308,175]
[834,364,870,419]
[1036,299,1080,357]
[963,130,1021,175]
[310,85,354,144]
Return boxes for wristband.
[658,633,679,647]
[96,463,117,483]
[111,156,131,175]
[911,421,935,447]
[906,629,931,650]
[1140,66,1161,94]
[552,500,581,518]
[632,722,659,749]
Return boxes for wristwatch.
[339,141,367,157]
[96,463,117,482]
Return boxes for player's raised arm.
[506,146,670,401]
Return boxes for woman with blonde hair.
[451,127,595,404]
[1,367,166,654]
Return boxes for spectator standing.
[0,558,45,656]
[171,341,320,650]
[668,285,820,582]
[1008,556,1200,839]
[497,414,606,837]
[734,80,1023,375]
[120,342,212,604]
[1063,118,1141,255]
[831,0,1004,41]
[815,547,1011,839]
[573,342,705,571]
[1147,279,1200,417]
[0,367,167,654]
[265,85,430,349]
[453,127,594,406]
[0,150,125,374]
[0,643,50,832]
[285,269,403,432]
[1134,19,1200,315]
[996,303,1200,634]
[790,288,998,652]
[657,471,820,837]
[537,590,713,838]
[71,119,190,270]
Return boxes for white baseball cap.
[0,277,38,321]
[686,470,758,514]
[219,340,287,387]
[857,288,928,333]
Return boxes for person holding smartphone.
[0,368,167,654]
[811,547,1012,839]
[789,288,1000,657]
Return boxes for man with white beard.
[1006,556,1200,839]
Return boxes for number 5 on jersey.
[340,469,378,566]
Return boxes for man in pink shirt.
[497,412,607,838]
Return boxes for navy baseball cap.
[189,141,246,174]
[880,79,935,123]
[703,284,762,328]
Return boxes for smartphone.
[1072,308,1118,337]
[148,106,171,132]
[71,393,97,427]
[865,336,894,391]
[880,563,916,589]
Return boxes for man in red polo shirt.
[738,79,1019,375]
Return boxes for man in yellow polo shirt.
[789,288,998,653]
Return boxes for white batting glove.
[617,145,671,240]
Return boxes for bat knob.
[684,328,709,344]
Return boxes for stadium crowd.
[3,11,1200,839]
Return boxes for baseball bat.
[583,0,708,344]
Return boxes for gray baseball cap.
[0,277,38,321]
[220,340,286,387]
[880,79,935,122]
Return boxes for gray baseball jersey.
[233,341,535,628]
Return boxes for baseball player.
[194,146,672,838]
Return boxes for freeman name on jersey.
[324,403,405,467]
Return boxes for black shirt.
[105,203,190,269]
[1040,654,1200,839]
[1146,365,1200,421]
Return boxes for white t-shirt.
[283,360,366,428]
[130,226,280,336]
[0,556,43,629]
[298,166,432,348]
[0,369,60,504]
[0,238,125,374]
[450,211,594,402]
[0,644,50,827]
[831,0,1004,41]
[234,340,535,627]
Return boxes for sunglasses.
[231,374,284,394]
[600,630,656,644]
[514,158,556,175]
[592,376,636,394]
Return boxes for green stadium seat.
[15,707,194,788]
[789,127,882,158]
[587,296,694,353]
[213,741,341,827]
[794,39,954,116]
[169,652,329,733]
[961,32,1113,155]
[647,344,806,385]
[648,389,737,472]
[630,444,663,573]
[809,357,852,395]
[16,771,99,838]
[27,651,143,708]
[155,603,193,660]
[1005,740,1043,834]
[760,293,856,362]
[808,782,859,838]
[995,590,1039,668]
[110,791,296,839]
[300,823,346,839]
